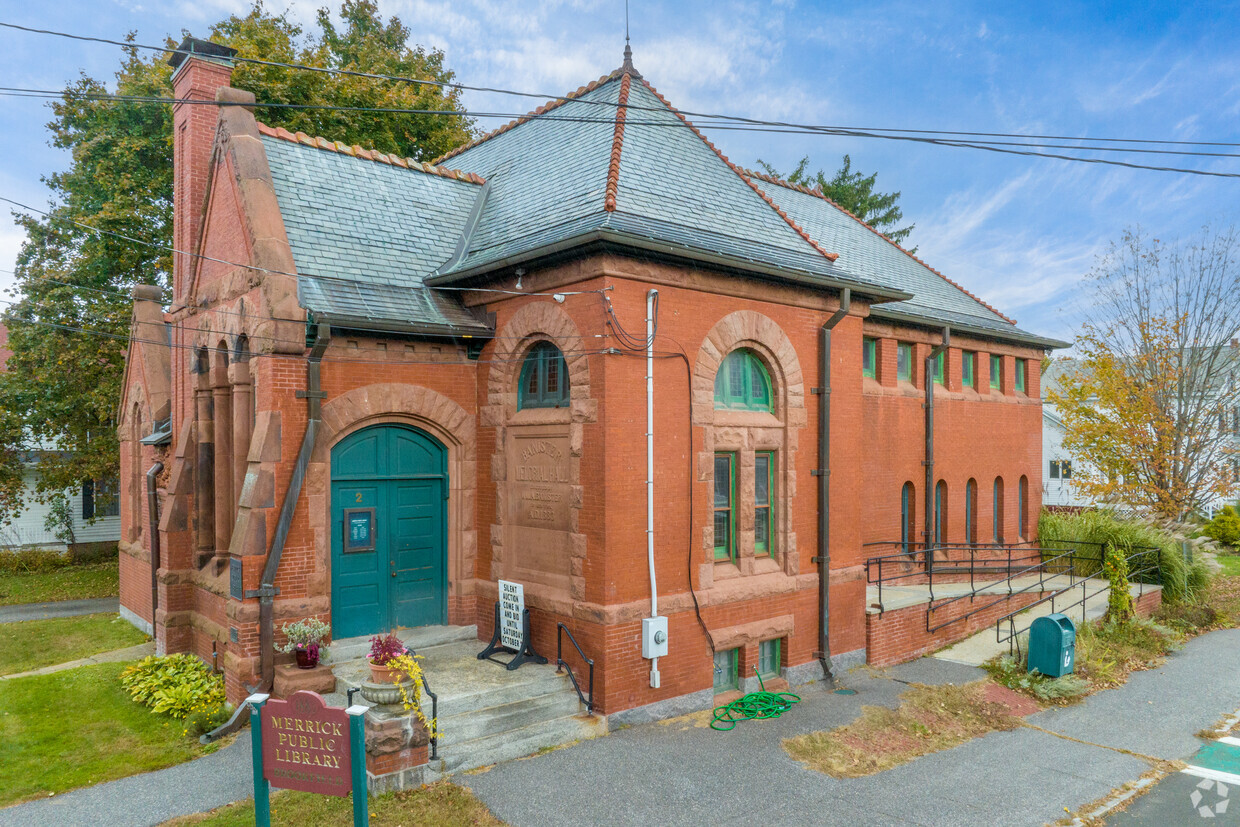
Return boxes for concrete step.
[435,712,606,776]
[328,625,477,664]
[439,689,584,746]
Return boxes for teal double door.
[330,425,447,639]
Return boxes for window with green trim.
[862,337,877,378]
[989,354,1002,390]
[897,342,913,383]
[755,451,774,556]
[962,351,976,390]
[993,476,1005,544]
[713,648,739,693]
[934,480,947,545]
[518,342,569,409]
[714,349,773,412]
[901,481,916,554]
[713,453,736,561]
[1015,358,1027,393]
[758,639,781,679]
[933,351,945,385]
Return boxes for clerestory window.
[518,342,569,409]
[714,349,773,412]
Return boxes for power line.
[1,22,1238,177]
[3,86,1239,162]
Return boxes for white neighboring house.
[1043,354,1240,517]
[0,324,122,550]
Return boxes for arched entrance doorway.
[330,424,447,638]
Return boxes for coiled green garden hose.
[709,668,801,731]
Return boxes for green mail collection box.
[1028,613,1076,677]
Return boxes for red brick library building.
[119,40,1062,723]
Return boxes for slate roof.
[259,127,492,335]
[253,60,1062,348]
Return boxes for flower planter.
[295,646,319,670]
[369,661,401,683]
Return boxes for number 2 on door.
[355,492,363,503]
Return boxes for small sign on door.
[341,508,376,553]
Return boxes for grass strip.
[0,612,148,676]
[783,681,1020,778]
[0,561,118,606]
[163,782,505,826]
[0,662,210,806]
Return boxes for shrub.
[43,493,76,546]
[186,703,234,737]
[120,654,225,720]
[1203,506,1240,548]
[984,654,1089,703]
[368,633,408,665]
[0,547,69,574]
[1038,508,1211,603]
[1104,543,1135,622]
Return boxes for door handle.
[390,560,396,578]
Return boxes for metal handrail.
[995,547,1162,654]
[556,622,595,715]
[865,542,1051,612]
[420,674,438,761]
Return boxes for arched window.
[934,480,947,546]
[518,342,569,409]
[1018,475,1029,539]
[714,349,773,412]
[901,482,916,554]
[965,478,977,546]
[993,477,1005,544]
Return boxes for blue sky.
[0,0,1237,342]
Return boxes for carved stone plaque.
[511,435,572,532]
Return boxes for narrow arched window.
[518,342,569,409]
[1019,475,1029,539]
[993,477,1005,544]
[965,478,977,546]
[934,480,947,546]
[714,349,773,412]
[901,482,916,554]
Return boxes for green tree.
[756,154,915,247]
[0,0,473,517]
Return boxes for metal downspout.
[256,321,331,689]
[816,288,850,684]
[923,328,951,572]
[146,462,164,628]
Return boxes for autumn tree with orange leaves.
[1048,227,1240,521]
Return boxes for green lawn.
[166,783,504,826]
[0,662,213,806]
[0,613,149,676]
[1217,553,1240,577]
[0,561,118,606]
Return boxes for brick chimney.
[168,38,237,305]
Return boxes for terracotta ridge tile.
[432,70,624,166]
[635,78,840,264]
[604,73,633,212]
[742,167,1016,324]
[254,120,484,185]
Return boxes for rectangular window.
[989,354,1002,390]
[758,639,781,679]
[713,648,739,693]
[933,351,945,385]
[1049,460,1060,480]
[862,337,877,379]
[755,451,774,556]
[1015,358,1027,393]
[82,478,120,520]
[1062,461,1072,480]
[897,342,913,383]
[713,453,736,561]
[962,352,976,389]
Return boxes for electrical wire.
[1,22,1238,176]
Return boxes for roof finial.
[621,0,640,76]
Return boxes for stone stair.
[329,625,605,777]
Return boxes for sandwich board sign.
[247,690,368,826]
[477,578,547,670]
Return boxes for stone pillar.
[212,352,233,557]
[230,359,251,513]
[364,704,430,794]
[194,364,215,565]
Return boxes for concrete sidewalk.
[0,641,155,680]
[0,597,119,623]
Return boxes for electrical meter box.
[642,616,669,659]
[1028,613,1076,677]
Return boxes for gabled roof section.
[428,66,908,299]
[258,125,492,334]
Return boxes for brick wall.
[866,592,1046,667]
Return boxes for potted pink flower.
[367,633,410,683]
[277,618,331,669]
